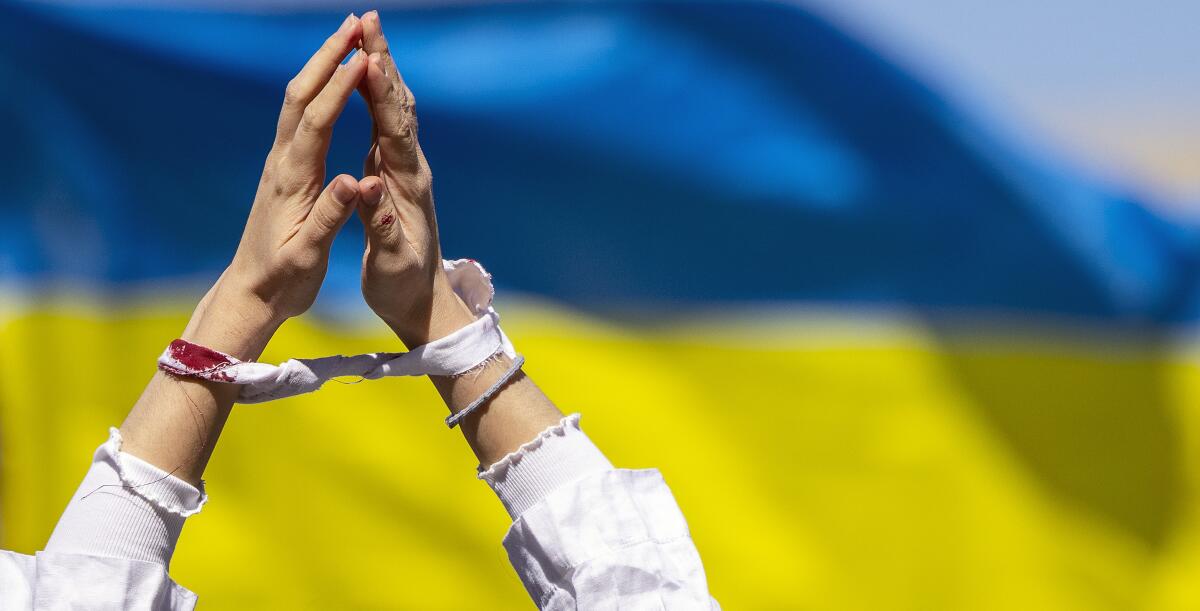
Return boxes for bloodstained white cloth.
[157,258,516,403]
[0,416,718,610]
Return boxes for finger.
[360,10,390,60]
[360,9,406,89]
[361,11,421,170]
[355,56,378,129]
[276,14,363,144]
[289,51,368,170]
[357,176,405,253]
[356,76,381,176]
[364,52,421,171]
[301,174,360,246]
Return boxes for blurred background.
[3,0,1200,608]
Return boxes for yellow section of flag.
[4,302,1200,609]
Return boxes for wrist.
[390,274,477,348]
[183,279,283,361]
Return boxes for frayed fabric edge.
[103,427,208,518]
[449,349,508,379]
[477,413,583,481]
[157,257,517,404]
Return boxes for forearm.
[114,11,363,488]
[119,273,281,486]
[31,15,366,605]
[44,274,277,567]
[432,357,564,467]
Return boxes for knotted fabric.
[157,259,516,403]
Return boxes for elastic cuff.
[478,413,614,518]
[105,427,207,517]
[44,429,206,567]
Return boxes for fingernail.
[365,10,379,22]
[360,179,383,207]
[338,13,354,33]
[332,177,357,204]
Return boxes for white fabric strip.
[157,259,517,403]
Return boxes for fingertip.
[361,10,381,41]
[331,174,359,205]
[359,176,384,207]
[364,53,387,91]
[343,49,368,78]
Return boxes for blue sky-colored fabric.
[2,0,1198,323]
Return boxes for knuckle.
[283,79,303,106]
[299,109,326,134]
[320,35,341,55]
[380,128,412,151]
[311,206,340,234]
[260,156,276,181]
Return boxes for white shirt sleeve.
[479,414,720,609]
[0,428,201,610]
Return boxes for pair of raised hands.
[202,12,473,356]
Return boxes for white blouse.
[0,414,718,610]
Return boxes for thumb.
[302,174,360,246]
[357,176,405,253]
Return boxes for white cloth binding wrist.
[157,259,517,403]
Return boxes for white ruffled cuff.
[44,429,206,567]
[105,427,207,517]
[478,414,614,519]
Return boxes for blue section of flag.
[2,1,1198,322]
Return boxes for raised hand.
[221,13,368,329]
[119,15,370,486]
[355,10,475,348]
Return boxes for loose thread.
[80,464,184,502]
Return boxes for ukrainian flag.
[3,1,1200,609]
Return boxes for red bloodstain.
[168,339,232,372]
[379,214,394,228]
